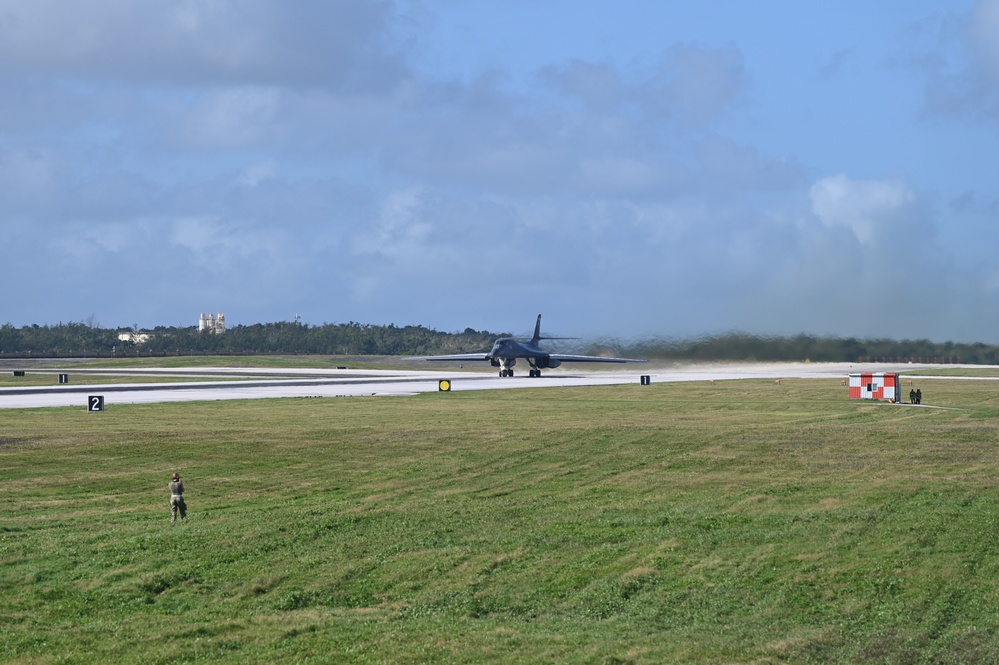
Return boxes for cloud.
[537,59,628,111]
[917,0,999,121]
[381,46,755,199]
[970,0,999,82]
[641,43,747,126]
[950,189,999,215]
[163,86,285,149]
[818,48,852,80]
[540,43,748,126]
[237,160,277,187]
[0,0,410,90]
[809,174,917,246]
[352,187,431,258]
[0,145,63,211]
[1,2,996,343]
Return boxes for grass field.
[4,376,999,663]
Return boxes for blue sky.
[2,0,998,342]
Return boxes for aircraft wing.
[548,354,647,364]
[402,353,491,362]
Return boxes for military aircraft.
[407,314,647,377]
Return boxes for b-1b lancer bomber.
[408,315,647,377]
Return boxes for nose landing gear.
[498,359,517,377]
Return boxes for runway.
[0,362,978,409]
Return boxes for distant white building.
[199,312,226,334]
[118,331,152,344]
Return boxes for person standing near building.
[169,472,187,522]
[909,388,916,404]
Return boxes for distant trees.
[1,320,998,364]
[614,333,999,365]
[0,321,502,358]
[0,322,120,356]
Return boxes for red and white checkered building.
[848,373,901,403]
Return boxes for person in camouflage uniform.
[169,472,187,522]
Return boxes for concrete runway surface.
[0,362,978,409]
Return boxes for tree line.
[0,321,502,358]
[622,332,997,364]
[1,321,997,364]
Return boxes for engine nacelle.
[490,359,501,367]
[535,356,561,369]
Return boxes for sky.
[2,0,998,342]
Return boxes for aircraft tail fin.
[531,314,577,342]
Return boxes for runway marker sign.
[439,380,451,392]
[88,395,105,412]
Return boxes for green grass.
[905,367,999,377]
[4,378,999,663]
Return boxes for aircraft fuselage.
[487,339,560,376]
[405,315,646,378]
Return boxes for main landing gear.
[499,369,543,377]
[495,359,544,378]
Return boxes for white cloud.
[809,174,915,246]
[169,215,278,268]
[362,187,431,252]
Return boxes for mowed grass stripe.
[3,378,999,663]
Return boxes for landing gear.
[500,368,544,377]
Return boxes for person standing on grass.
[169,472,187,522]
